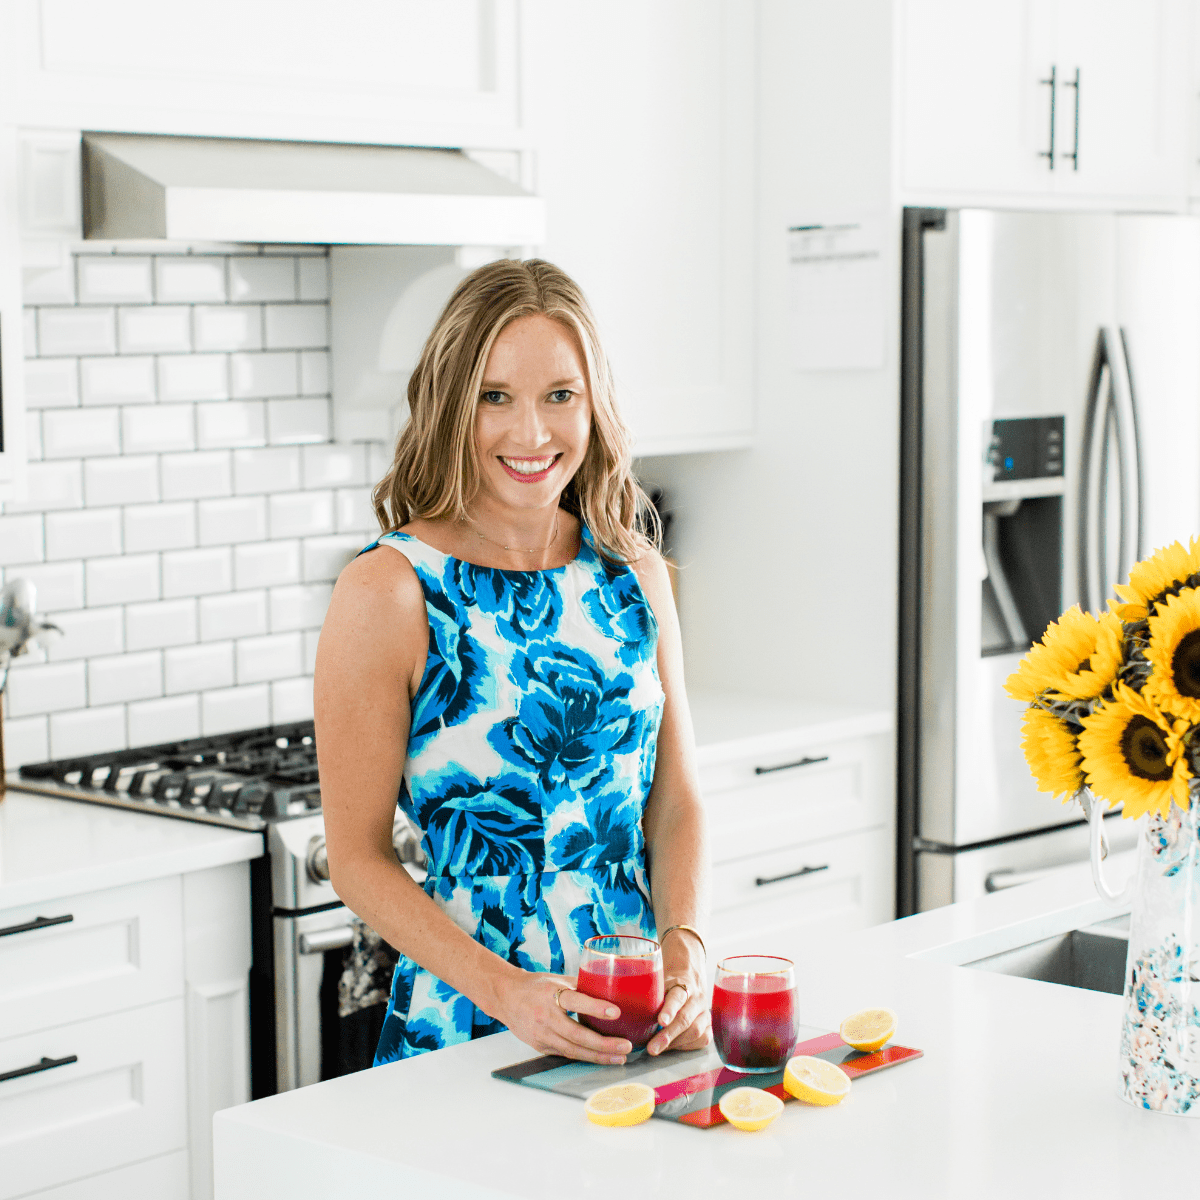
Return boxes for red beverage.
[712,970,799,1072]
[577,957,665,1046]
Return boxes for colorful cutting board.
[492,1023,923,1129]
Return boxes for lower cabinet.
[13,1153,189,1200]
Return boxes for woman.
[315,258,710,1066]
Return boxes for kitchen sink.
[964,914,1130,995]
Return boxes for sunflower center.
[1075,656,1092,675]
[1120,715,1172,781]
[1170,630,1200,698]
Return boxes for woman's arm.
[633,549,712,1056]
[315,545,631,1064]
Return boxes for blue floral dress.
[365,526,665,1063]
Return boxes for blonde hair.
[372,258,659,564]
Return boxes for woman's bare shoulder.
[327,540,427,631]
[628,544,673,619]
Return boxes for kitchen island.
[212,848,1187,1200]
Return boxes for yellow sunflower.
[1005,607,1124,703]
[1077,683,1191,820]
[1144,587,1200,724]
[1020,706,1084,799]
[1112,538,1200,621]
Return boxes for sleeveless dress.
[364,525,666,1063]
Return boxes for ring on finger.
[554,987,567,1010]
[667,981,689,1003]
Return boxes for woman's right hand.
[495,970,633,1065]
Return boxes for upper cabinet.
[901,0,1191,206]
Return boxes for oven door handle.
[299,927,354,955]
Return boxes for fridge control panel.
[986,416,1064,482]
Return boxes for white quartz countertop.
[0,789,263,910]
[213,848,1189,1200]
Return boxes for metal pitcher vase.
[1087,785,1200,1115]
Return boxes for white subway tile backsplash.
[23,309,37,356]
[118,305,191,353]
[297,257,329,302]
[232,447,301,495]
[43,407,121,459]
[155,257,226,303]
[197,400,266,449]
[6,659,86,716]
[78,257,153,304]
[47,509,121,560]
[47,607,124,661]
[298,350,330,396]
[124,501,197,553]
[122,404,196,454]
[230,351,298,399]
[80,355,156,405]
[302,444,365,489]
[128,693,200,744]
[13,562,84,611]
[269,583,332,632]
[24,358,80,408]
[158,354,229,403]
[269,491,334,539]
[25,413,43,462]
[0,514,45,565]
[126,597,198,651]
[193,305,263,352]
[23,261,75,305]
[5,461,82,513]
[84,455,159,507]
[165,642,233,695]
[233,540,301,590]
[237,632,302,684]
[161,450,233,501]
[162,546,233,598]
[38,307,115,356]
[303,629,320,674]
[50,705,126,757]
[264,303,327,350]
[198,496,267,546]
[199,590,267,642]
[367,442,392,481]
[268,398,330,446]
[86,553,159,605]
[229,256,295,303]
[302,534,361,583]
[3,714,49,768]
[89,650,163,705]
[272,676,314,724]
[201,683,270,736]
[336,487,377,534]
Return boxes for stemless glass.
[576,935,665,1048]
[711,955,799,1073]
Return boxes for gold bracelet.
[659,924,706,960]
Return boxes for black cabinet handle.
[0,913,74,939]
[755,864,830,887]
[754,755,829,776]
[1062,67,1080,170]
[1039,64,1057,170]
[0,1054,78,1084]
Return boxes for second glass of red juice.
[576,934,665,1048]
[711,955,799,1073]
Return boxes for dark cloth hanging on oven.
[321,917,400,1079]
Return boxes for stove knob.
[306,836,331,884]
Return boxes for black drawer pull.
[755,864,830,887]
[0,1054,78,1084]
[754,755,829,776]
[0,913,74,939]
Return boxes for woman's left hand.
[647,937,710,1056]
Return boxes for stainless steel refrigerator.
[897,208,1200,915]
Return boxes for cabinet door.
[1051,0,1189,202]
[901,0,1055,195]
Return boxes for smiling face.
[472,313,593,515]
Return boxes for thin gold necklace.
[463,511,560,554]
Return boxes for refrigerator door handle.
[1078,329,1112,613]
[1112,328,1143,575]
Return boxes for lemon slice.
[783,1056,852,1106]
[839,1007,897,1052]
[717,1086,784,1131]
[584,1082,655,1127]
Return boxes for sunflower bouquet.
[1006,539,1200,820]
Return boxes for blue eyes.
[478,390,574,405]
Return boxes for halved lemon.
[584,1082,655,1127]
[783,1056,852,1106]
[717,1086,784,1132]
[839,1007,897,1052]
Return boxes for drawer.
[702,732,892,862]
[20,1150,188,1200]
[0,998,187,1200]
[0,877,183,1040]
[708,827,894,966]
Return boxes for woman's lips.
[498,454,560,483]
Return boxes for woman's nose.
[513,398,551,447]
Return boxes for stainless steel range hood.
[82,133,545,245]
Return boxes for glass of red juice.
[711,955,799,1073]
[576,935,665,1048]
